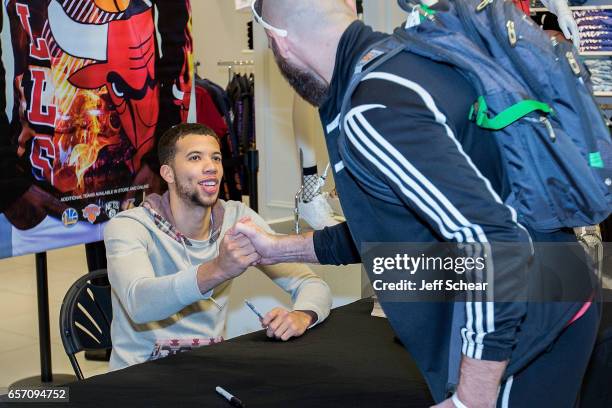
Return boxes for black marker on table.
[216,386,245,408]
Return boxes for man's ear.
[160,164,174,185]
[269,31,291,60]
[345,0,357,14]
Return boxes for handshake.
[204,218,317,341]
[211,217,281,280]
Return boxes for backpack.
[338,0,612,232]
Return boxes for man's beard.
[271,41,329,107]
[176,178,217,208]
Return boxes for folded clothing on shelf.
[584,59,612,92]
[574,9,612,52]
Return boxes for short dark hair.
[158,123,220,165]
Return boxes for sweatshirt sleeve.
[239,205,333,326]
[313,222,361,265]
[104,216,213,325]
[344,74,533,361]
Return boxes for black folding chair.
[59,269,112,380]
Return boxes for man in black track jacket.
[237,1,600,407]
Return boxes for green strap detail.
[418,4,436,22]
[420,4,436,15]
[589,152,604,168]
[469,96,553,130]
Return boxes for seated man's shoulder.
[217,200,272,232]
[104,207,150,238]
[219,199,256,219]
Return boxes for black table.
[5,296,610,408]
[63,299,434,407]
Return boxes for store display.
[0,0,194,258]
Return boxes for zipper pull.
[476,0,493,12]
[565,52,581,76]
[506,20,517,47]
[540,116,556,143]
[550,36,559,48]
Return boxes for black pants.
[496,303,600,408]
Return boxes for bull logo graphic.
[48,0,159,171]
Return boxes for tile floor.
[0,245,108,392]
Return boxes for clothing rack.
[217,59,254,83]
[213,59,259,211]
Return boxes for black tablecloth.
[5,295,611,408]
[65,299,434,407]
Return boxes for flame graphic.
[53,90,120,193]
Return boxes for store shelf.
[532,5,612,12]
[568,5,612,11]
[594,91,612,97]
[580,51,612,57]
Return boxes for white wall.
[191,1,253,87]
[363,0,407,33]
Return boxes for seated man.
[104,123,332,370]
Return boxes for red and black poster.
[0,0,194,258]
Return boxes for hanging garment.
[194,81,242,201]
[195,85,228,139]
[226,74,246,193]
[512,0,530,14]
[0,5,31,214]
[196,76,240,154]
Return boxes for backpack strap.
[336,36,411,205]
[469,96,553,130]
[341,36,409,120]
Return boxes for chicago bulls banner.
[0,0,194,258]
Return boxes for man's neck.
[168,194,212,241]
[318,19,357,84]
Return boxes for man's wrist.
[451,393,469,408]
[270,232,318,264]
[294,310,317,327]
[455,356,507,408]
[196,260,225,294]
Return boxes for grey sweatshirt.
[104,193,332,370]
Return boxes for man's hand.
[232,217,280,264]
[262,308,315,341]
[213,231,261,280]
[196,231,260,294]
[233,217,319,264]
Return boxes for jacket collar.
[319,20,387,121]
